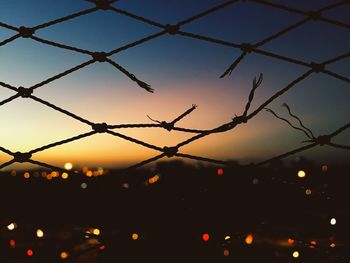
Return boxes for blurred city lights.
[330,243,336,248]
[61,172,69,179]
[224,235,231,241]
[217,168,224,176]
[60,251,69,259]
[202,233,210,241]
[321,164,328,172]
[287,238,295,245]
[99,245,106,251]
[223,249,230,256]
[292,251,299,258]
[330,218,337,225]
[132,233,139,240]
[36,229,44,238]
[245,233,254,245]
[7,222,17,231]
[309,240,317,248]
[305,189,312,195]
[64,162,73,170]
[27,249,34,257]
[297,170,306,178]
[93,228,101,236]
[81,183,88,189]
[24,172,30,179]
[148,174,160,184]
[9,239,16,248]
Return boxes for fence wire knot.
[94,0,111,10]
[307,11,321,20]
[163,146,178,157]
[240,43,253,53]
[233,115,248,124]
[310,62,325,73]
[0,0,349,172]
[17,87,33,98]
[92,52,108,62]
[160,121,174,131]
[13,152,32,163]
[18,26,35,38]
[165,24,180,35]
[315,135,331,146]
[92,123,108,133]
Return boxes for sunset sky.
[0,0,349,170]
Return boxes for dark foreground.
[1,160,349,262]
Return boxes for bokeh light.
[93,228,101,236]
[202,233,210,241]
[297,170,306,178]
[9,239,16,248]
[217,168,224,176]
[132,233,139,240]
[7,222,17,231]
[36,229,44,238]
[287,238,295,245]
[60,251,69,259]
[245,233,254,245]
[64,162,73,170]
[330,218,337,225]
[292,251,299,258]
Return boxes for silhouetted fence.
[1,0,349,174]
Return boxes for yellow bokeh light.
[24,172,30,179]
[330,243,336,248]
[61,173,69,179]
[36,229,44,238]
[297,170,306,178]
[132,233,139,240]
[305,189,312,195]
[86,171,93,177]
[60,251,69,259]
[224,235,231,241]
[93,228,100,236]
[7,222,16,231]
[64,162,73,170]
[245,234,253,245]
[292,251,299,258]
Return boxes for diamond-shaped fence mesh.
[1,0,349,176]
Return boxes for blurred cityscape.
[1,159,349,262]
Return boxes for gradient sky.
[1,0,349,170]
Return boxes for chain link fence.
[1,0,349,175]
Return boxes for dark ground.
[1,159,349,262]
